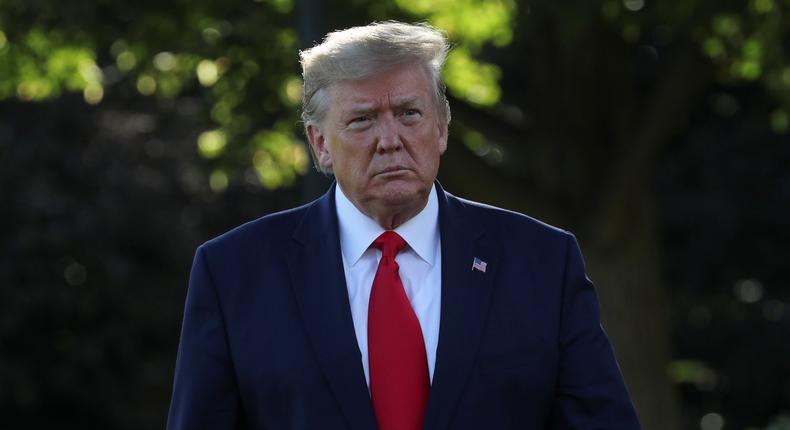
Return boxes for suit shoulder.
[450,195,571,239]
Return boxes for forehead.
[327,64,433,109]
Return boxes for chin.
[375,180,428,206]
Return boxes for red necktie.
[368,231,430,430]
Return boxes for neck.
[363,197,427,230]
[370,208,421,230]
[350,194,429,230]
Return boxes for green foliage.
[0,0,305,191]
[595,0,790,134]
[0,27,99,101]
[250,125,309,189]
[445,47,502,106]
[2,0,790,190]
[667,359,715,387]
[197,130,228,159]
[395,0,515,47]
[395,0,515,106]
[702,4,790,132]
[0,0,518,187]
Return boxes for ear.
[437,119,449,155]
[306,123,333,170]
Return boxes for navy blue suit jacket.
[167,183,641,429]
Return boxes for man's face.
[307,63,448,217]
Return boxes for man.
[167,21,641,429]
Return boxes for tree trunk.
[442,145,682,429]
[582,189,682,430]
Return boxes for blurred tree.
[0,0,515,191]
[434,1,790,428]
[2,0,790,428]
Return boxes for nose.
[375,114,403,153]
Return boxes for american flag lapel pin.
[472,257,487,273]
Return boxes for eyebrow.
[341,95,424,118]
[390,95,420,109]
[340,105,376,121]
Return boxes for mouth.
[376,166,412,176]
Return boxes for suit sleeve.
[550,233,641,429]
[167,246,243,429]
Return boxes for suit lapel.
[287,184,378,430]
[423,183,499,430]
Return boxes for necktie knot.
[373,231,407,260]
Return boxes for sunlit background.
[1,0,789,429]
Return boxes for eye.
[400,109,421,122]
[346,115,373,129]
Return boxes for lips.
[376,166,411,175]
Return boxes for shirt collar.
[335,183,439,267]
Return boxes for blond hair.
[299,21,451,128]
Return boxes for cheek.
[336,147,372,177]
[417,132,444,161]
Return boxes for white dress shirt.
[335,184,442,387]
